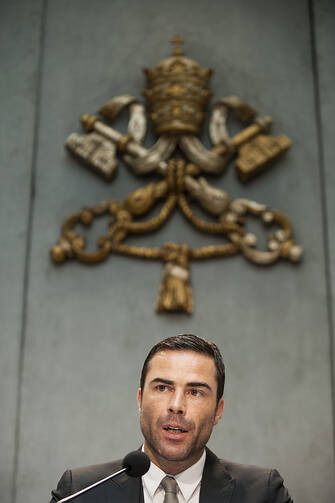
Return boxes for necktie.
[161,475,178,503]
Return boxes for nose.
[168,390,185,415]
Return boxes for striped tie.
[161,475,178,503]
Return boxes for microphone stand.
[58,467,127,503]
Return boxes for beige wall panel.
[0,2,44,503]
[314,0,335,436]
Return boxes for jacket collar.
[113,448,235,503]
[199,448,235,503]
[110,472,143,502]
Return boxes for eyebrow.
[150,377,212,392]
[150,378,173,385]
[187,381,212,392]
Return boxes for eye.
[189,388,203,397]
[156,384,168,392]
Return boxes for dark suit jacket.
[50,448,292,503]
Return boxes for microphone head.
[122,451,150,477]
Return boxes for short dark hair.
[140,334,225,403]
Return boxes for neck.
[143,442,204,475]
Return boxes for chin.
[159,446,192,462]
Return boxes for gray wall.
[1,1,334,502]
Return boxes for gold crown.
[143,36,212,136]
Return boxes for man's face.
[137,350,224,474]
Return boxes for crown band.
[143,40,212,136]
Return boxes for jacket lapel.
[106,472,144,503]
[110,447,235,503]
[199,449,235,503]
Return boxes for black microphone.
[58,451,150,502]
[122,450,150,477]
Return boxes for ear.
[213,398,224,425]
[137,388,142,411]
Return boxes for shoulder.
[70,458,123,489]
[225,461,291,502]
[204,449,292,502]
[50,459,124,502]
[206,448,274,483]
[218,458,273,482]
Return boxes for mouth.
[162,425,188,434]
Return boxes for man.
[50,334,292,502]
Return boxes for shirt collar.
[141,448,206,502]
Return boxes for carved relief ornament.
[51,37,302,313]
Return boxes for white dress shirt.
[142,450,206,503]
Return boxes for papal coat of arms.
[51,37,302,313]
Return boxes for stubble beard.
[139,408,216,467]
